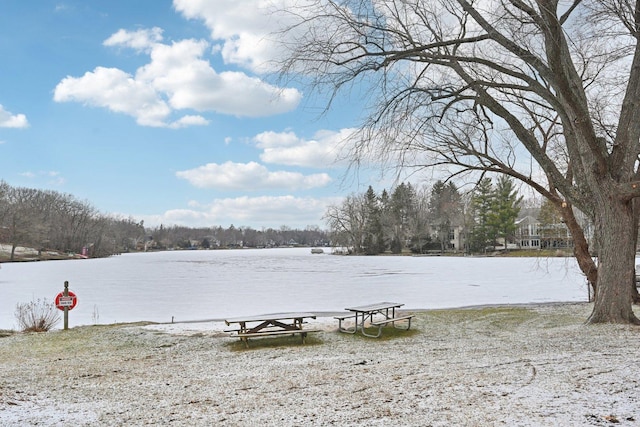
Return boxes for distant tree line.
[325,177,522,254]
[0,178,523,259]
[146,224,329,250]
[0,181,146,260]
[0,181,330,260]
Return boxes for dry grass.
[2,303,640,426]
[14,299,60,332]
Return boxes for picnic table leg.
[398,316,412,330]
[247,320,272,333]
[271,319,305,340]
[293,318,307,343]
[337,313,358,334]
[239,322,250,348]
[357,312,365,335]
[361,323,383,338]
[389,315,413,330]
[359,312,384,338]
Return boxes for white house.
[515,215,541,249]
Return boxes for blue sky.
[0,0,384,229]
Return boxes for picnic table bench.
[335,302,414,338]
[224,312,320,347]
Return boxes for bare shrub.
[15,298,60,332]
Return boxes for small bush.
[15,298,60,332]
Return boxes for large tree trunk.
[588,197,640,324]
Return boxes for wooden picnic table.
[335,302,414,338]
[224,312,319,347]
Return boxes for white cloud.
[103,27,164,52]
[173,0,294,73]
[176,161,331,190]
[136,195,337,228]
[254,128,356,168]
[54,66,173,127]
[137,38,301,116]
[169,115,210,129]
[19,170,65,186]
[0,104,29,128]
[53,28,301,126]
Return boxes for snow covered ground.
[1,303,639,426]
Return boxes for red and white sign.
[55,291,77,311]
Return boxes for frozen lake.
[0,247,590,330]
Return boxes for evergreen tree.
[488,176,523,250]
[428,181,463,252]
[407,185,432,253]
[388,182,416,253]
[470,178,494,252]
[363,186,385,254]
[379,188,392,250]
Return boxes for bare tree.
[2,186,45,260]
[277,0,640,323]
[324,193,368,253]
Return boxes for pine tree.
[388,183,416,253]
[488,176,523,250]
[428,180,463,252]
[363,186,385,254]
[470,178,494,252]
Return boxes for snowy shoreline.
[2,302,639,426]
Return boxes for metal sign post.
[63,281,69,330]
[54,281,78,330]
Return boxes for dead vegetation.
[14,298,60,332]
[1,303,639,426]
